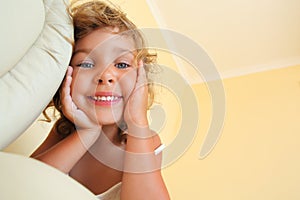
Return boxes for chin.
[97,116,122,126]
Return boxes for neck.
[101,124,119,140]
[94,123,125,147]
[88,124,126,171]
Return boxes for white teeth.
[92,96,119,101]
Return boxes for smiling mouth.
[90,95,122,102]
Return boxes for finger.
[61,66,73,101]
[136,61,147,86]
[66,65,73,76]
[61,66,76,115]
[63,66,73,91]
[138,60,143,68]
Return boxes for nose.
[97,66,116,85]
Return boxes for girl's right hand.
[30,67,101,173]
[60,66,101,135]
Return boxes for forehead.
[74,28,136,54]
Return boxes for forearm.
[121,127,170,200]
[32,129,99,174]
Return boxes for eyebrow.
[72,48,92,56]
[113,47,135,57]
[72,47,135,58]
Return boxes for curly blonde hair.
[45,0,158,138]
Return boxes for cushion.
[0,0,73,149]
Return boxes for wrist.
[126,125,155,139]
[75,127,101,148]
[76,126,102,133]
[126,114,148,128]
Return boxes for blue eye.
[115,62,130,69]
[76,62,94,68]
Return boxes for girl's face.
[70,27,138,125]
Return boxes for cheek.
[70,73,93,102]
[71,69,95,91]
[71,75,84,96]
[119,70,137,100]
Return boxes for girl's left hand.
[124,61,149,131]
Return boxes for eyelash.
[76,62,94,68]
[114,62,131,69]
[75,62,131,69]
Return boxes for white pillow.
[0,0,73,149]
[0,151,98,200]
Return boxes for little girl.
[31,0,170,199]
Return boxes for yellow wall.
[162,65,300,199]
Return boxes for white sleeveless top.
[95,144,165,199]
[96,182,121,200]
